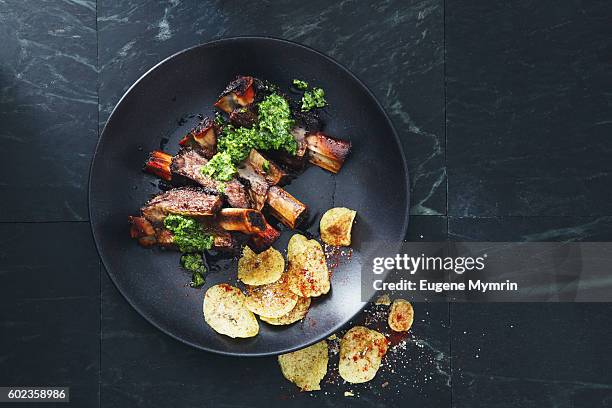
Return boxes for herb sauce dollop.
[180,253,207,288]
[292,79,309,90]
[301,87,326,111]
[163,214,213,253]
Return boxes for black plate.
[89,37,409,356]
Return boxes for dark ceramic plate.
[89,37,409,356]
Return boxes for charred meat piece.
[145,149,251,209]
[210,230,236,251]
[128,216,157,247]
[199,218,238,251]
[229,106,258,128]
[248,221,281,253]
[178,117,217,158]
[292,127,309,159]
[292,109,323,133]
[214,76,256,113]
[246,149,288,186]
[265,127,308,170]
[265,149,305,171]
[129,216,155,238]
[145,150,173,181]
[155,228,174,247]
[170,149,217,190]
[145,150,174,181]
[171,149,251,208]
[222,179,252,209]
[236,161,270,211]
[141,187,222,224]
[306,132,351,173]
[212,233,237,251]
[266,186,308,229]
[216,208,267,235]
[252,77,279,103]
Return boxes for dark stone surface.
[0,223,100,408]
[449,216,612,407]
[446,0,612,217]
[446,5,612,401]
[0,1,97,222]
[451,303,612,408]
[0,0,611,407]
[407,215,448,241]
[449,216,612,242]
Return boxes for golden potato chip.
[320,207,357,246]
[338,326,389,384]
[238,246,285,286]
[388,299,414,332]
[260,296,311,325]
[203,284,259,338]
[244,274,298,318]
[287,233,308,253]
[278,340,328,391]
[287,234,330,297]
[375,294,391,306]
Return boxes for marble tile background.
[0,0,611,407]
[0,0,97,221]
[447,0,612,217]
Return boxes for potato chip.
[287,233,309,253]
[260,296,311,325]
[238,246,285,286]
[203,284,259,338]
[278,340,328,391]
[375,294,391,306]
[320,207,357,246]
[287,234,330,297]
[388,299,414,332]
[244,274,298,318]
[338,326,389,384]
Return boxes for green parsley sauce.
[163,214,213,253]
[301,87,326,111]
[292,79,309,90]
[180,253,207,288]
[201,151,236,181]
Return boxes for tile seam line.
[1,215,609,225]
[443,0,448,221]
[95,0,101,407]
[443,1,453,407]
